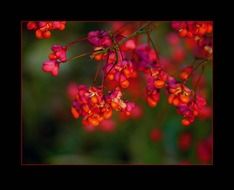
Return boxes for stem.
[194,64,205,93]
[93,21,154,56]
[65,36,87,48]
[183,58,208,84]
[65,52,91,63]
[146,32,160,61]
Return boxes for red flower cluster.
[42,45,67,76]
[27,21,66,39]
[71,85,135,128]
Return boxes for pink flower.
[42,60,60,76]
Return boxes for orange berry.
[179,94,190,103]
[123,68,130,78]
[179,29,187,37]
[180,71,189,80]
[59,23,65,30]
[71,107,79,119]
[43,30,51,39]
[120,80,130,88]
[107,73,114,81]
[35,29,43,39]
[147,96,157,107]
[207,24,213,33]
[198,24,207,35]
[182,118,191,126]
[103,109,112,119]
[168,94,175,104]
[82,104,89,113]
[111,101,119,110]
[172,97,180,106]
[90,95,98,104]
[88,117,99,127]
[49,53,57,60]
[94,53,103,61]
[187,32,193,38]
[154,80,165,88]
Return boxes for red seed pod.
[27,21,37,30]
[181,118,191,126]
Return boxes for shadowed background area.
[22,21,213,165]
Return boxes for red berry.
[27,21,37,30]
[181,118,191,126]
[43,30,51,39]
[35,29,43,39]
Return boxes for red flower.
[150,128,162,142]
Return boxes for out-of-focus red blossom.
[99,119,116,132]
[150,128,162,142]
[185,38,197,50]
[126,79,144,99]
[197,137,213,164]
[198,106,212,119]
[26,21,66,39]
[82,125,96,133]
[111,21,135,36]
[171,46,186,63]
[167,32,180,46]
[42,45,67,76]
[67,83,79,100]
[178,160,192,165]
[178,132,192,151]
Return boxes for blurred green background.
[22,21,212,165]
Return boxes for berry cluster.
[42,45,67,76]
[71,85,135,127]
[167,76,207,126]
[171,21,213,58]
[103,52,137,88]
[26,21,66,39]
[37,22,211,129]
[171,21,212,38]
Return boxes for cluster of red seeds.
[27,21,66,39]
[171,21,213,58]
[71,85,135,127]
[38,22,210,128]
[42,45,67,76]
